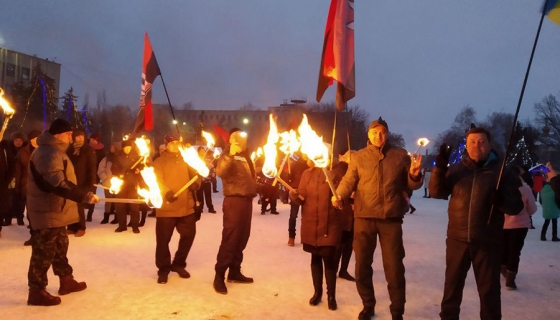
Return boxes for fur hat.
[48,119,73,135]
[27,130,41,141]
[164,132,180,146]
[90,132,102,143]
[368,117,389,132]
[10,131,26,141]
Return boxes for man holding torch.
[332,117,423,320]
[26,119,99,306]
[213,128,257,295]
[152,133,201,284]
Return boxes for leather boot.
[325,264,337,310]
[58,275,87,295]
[213,272,228,294]
[27,287,61,306]
[139,211,147,227]
[505,271,517,290]
[100,212,110,224]
[227,269,253,283]
[86,211,93,222]
[287,238,295,247]
[358,306,376,320]
[327,293,337,311]
[109,213,118,224]
[309,263,323,306]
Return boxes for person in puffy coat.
[540,165,560,242]
[291,159,341,311]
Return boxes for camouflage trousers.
[28,227,73,289]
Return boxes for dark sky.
[2,1,560,149]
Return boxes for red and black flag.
[316,0,355,112]
[134,32,161,133]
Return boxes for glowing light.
[278,129,301,155]
[178,145,210,177]
[137,167,163,208]
[213,148,222,159]
[0,88,15,115]
[262,114,279,178]
[417,138,430,147]
[250,147,263,163]
[298,114,329,168]
[109,177,124,195]
[243,118,249,124]
[201,130,215,148]
[172,120,178,125]
[134,136,151,159]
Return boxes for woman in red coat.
[290,160,342,311]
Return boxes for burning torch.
[0,88,16,141]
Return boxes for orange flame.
[178,145,210,177]
[0,88,15,115]
[135,136,151,160]
[250,147,263,163]
[109,177,123,195]
[202,130,215,148]
[212,148,222,159]
[137,167,163,208]
[298,114,330,168]
[262,114,279,178]
[417,138,430,147]
[278,129,300,155]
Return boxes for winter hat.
[368,117,389,132]
[27,130,41,141]
[229,127,241,138]
[90,132,102,143]
[72,129,86,140]
[10,131,26,141]
[121,139,134,148]
[48,119,73,135]
[163,132,180,146]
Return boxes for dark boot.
[552,225,559,241]
[325,264,337,311]
[500,265,507,278]
[171,266,191,278]
[541,230,547,241]
[139,211,147,227]
[109,213,118,224]
[309,263,323,306]
[227,269,253,283]
[86,211,93,222]
[58,275,87,295]
[505,271,517,290]
[157,271,169,284]
[213,272,228,294]
[358,307,376,320]
[27,287,61,306]
[100,212,110,224]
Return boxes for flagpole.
[489,2,548,224]
[157,73,181,136]
[330,108,338,170]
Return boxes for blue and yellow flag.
[544,0,560,25]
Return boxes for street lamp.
[243,118,249,124]
[172,120,178,125]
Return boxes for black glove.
[165,191,178,203]
[435,144,452,169]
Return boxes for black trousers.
[311,252,337,295]
[215,196,252,274]
[28,227,73,289]
[155,214,197,274]
[542,218,558,237]
[68,203,87,232]
[502,228,528,273]
[440,238,502,320]
[336,230,354,273]
[288,203,300,238]
[354,217,406,317]
[196,181,214,211]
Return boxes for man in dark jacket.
[213,128,257,295]
[153,133,201,284]
[26,119,99,306]
[66,129,97,237]
[429,127,524,320]
[2,131,26,226]
[0,138,10,237]
[86,132,106,222]
[333,118,423,320]
[287,152,308,247]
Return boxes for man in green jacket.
[333,118,423,320]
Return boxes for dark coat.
[110,150,143,196]
[216,147,257,198]
[293,167,341,249]
[67,143,97,190]
[550,175,560,208]
[15,143,35,197]
[429,151,524,243]
[332,161,354,231]
[336,143,423,219]
[0,142,10,216]
[153,150,201,217]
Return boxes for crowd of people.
[0,117,559,320]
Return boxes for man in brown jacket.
[333,117,423,320]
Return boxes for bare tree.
[433,105,477,151]
[534,94,560,152]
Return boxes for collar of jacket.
[366,143,386,160]
[462,150,499,171]
[36,130,70,153]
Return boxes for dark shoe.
[17,219,25,226]
[27,288,61,306]
[552,237,560,242]
[358,307,375,320]
[392,315,404,320]
[86,212,93,222]
[127,221,132,227]
[287,238,295,247]
[208,209,217,214]
[148,212,156,217]
[157,272,169,284]
[338,271,355,281]
[505,271,517,290]
[327,294,337,310]
[58,275,87,295]
[270,211,279,215]
[74,230,86,237]
[541,235,547,241]
[261,211,265,215]
[100,213,110,224]
[24,238,32,246]
[213,190,219,193]
[409,206,416,214]
[530,224,535,229]
[2,220,11,226]
[227,270,253,283]
[109,218,118,224]
[213,273,228,294]
[115,227,127,233]
[132,227,140,234]
[309,291,322,306]
[171,266,191,278]
[500,265,507,278]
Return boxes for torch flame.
[250,147,263,163]
[417,138,430,147]
[202,130,215,148]
[109,177,124,195]
[135,137,151,160]
[212,148,222,159]
[298,114,329,168]
[279,129,301,155]
[0,88,15,115]
[178,145,210,177]
[137,167,163,209]
[262,114,279,178]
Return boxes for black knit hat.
[229,127,241,138]
[48,119,73,135]
[121,139,134,148]
[163,132,180,146]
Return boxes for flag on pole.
[316,0,355,112]
[544,0,560,25]
[212,122,230,144]
[134,32,162,133]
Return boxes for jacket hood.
[36,130,70,153]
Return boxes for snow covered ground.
[1,189,559,320]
